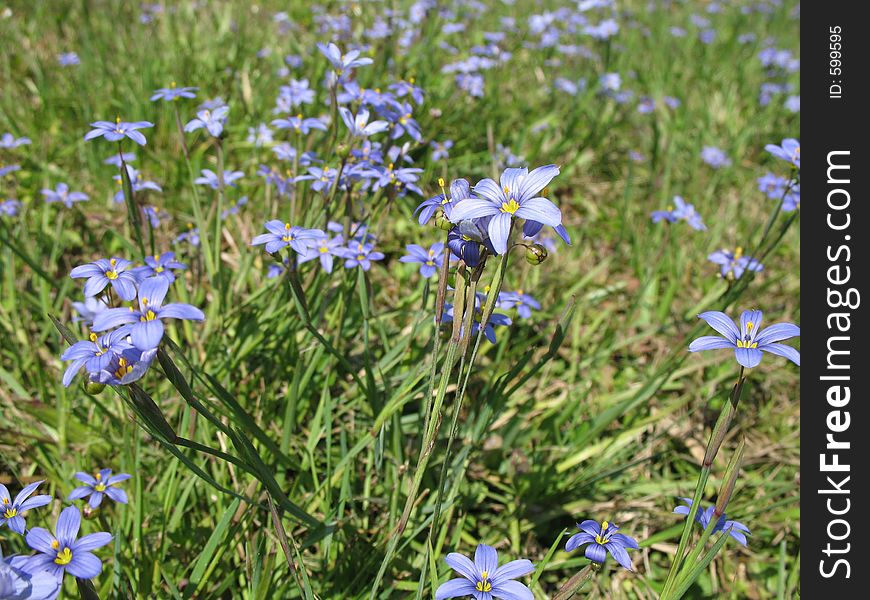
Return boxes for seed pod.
[525,243,549,265]
[434,208,453,232]
[84,381,106,395]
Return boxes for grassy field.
[0,0,800,598]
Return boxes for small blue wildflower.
[70,257,139,300]
[785,95,800,113]
[72,297,108,326]
[252,221,324,255]
[499,290,541,319]
[297,234,344,273]
[0,165,21,178]
[84,118,153,146]
[113,165,161,203]
[431,140,453,161]
[389,79,425,105]
[708,248,763,280]
[0,481,52,535]
[689,309,800,368]
[674,498,751,546]
[341,241,384,271]
[271,114,328,135]
[449,165,563,255]
[339,107,389,137]
[131,252,187,283]
[41,183,89,208]
[92,277,205,350]
[68,469,131,509]
[435,543,534,600]
[103,152,136,167]
[399,242,445,278]
[150,83,198,102]
[446,219,494,267]
[0,551,60,600]
[194,169,244,189]
[765,138,799,169]
[174,225,200,247]
[1,199,21,217]
[317,42,373,76]
[565,519,639,571]
[57,52,80,66]
[0,133,31,149]
[25,506,112,581]
[91,347,157,386]
[246,124,274,147]
[61,329,133,387]
[442,300,512,343]
[651,196,706,231]
[221,196,248,220]
[700,146,731,168]
[184,106,229,137]
[415,178,471,225]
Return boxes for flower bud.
[84,381,106,395]
[434,208,453,232]
[336,143,351,160]
[525,243,548,265]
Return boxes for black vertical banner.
[803,3,869,596]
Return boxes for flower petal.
[606,542,635,571]
[445,552,478,581]
[435,578,477,600]
[474,544,499,575]
[73,532,113,553]
[754,323,800,345]
[760,343,800,366]
[734,347,763,368]
[565,532,595,552]
[56,506,81,546]
[449,198,501,223]
[584,542,607,564]
[131,320,164,350]
[487,212,513,255]
[25,527,56,553]
[65,550,103,579]
[688,336,734,352]
[517,164,559,200]
[492,579,534,600]
[697,311,739,342]
[514,197,562,228]
[492,559,534,583]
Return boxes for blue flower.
[0,133,31,149]
[70,257,139,301]
[651,196,706,231]
[25,506,112,581]
[131,252,187,283]
[0,551,60,600]
[58,52,80,66]
[339,107,389,137]
[317,42,373,76]
[113,165,162,203]
[341,241,384,271]
[0,164,21,178]
[435,543,534,600]
[431,140,453,162]
[297,234,344,273]
[92,277,205,350]
[765,138,800,169]
[103,152,136,167]
[68,469,131,509]
[194,169,244,189]
[498,290,540,319]
[399,242,445,278]
[84,118,153,146]
[674,498,751,546]
[700,146,731,168]
[91,347,158,386]
[707,248,763,280]
[442,300,512,343]
[689,310,800,368]
[565,519,639,571]
[1,199,21,217]
[41,183,89,208]
[150,83,198,102]
[446,219,494,268]
[449,166,563,254]
[252,221,324,255]
[60,329,133,387]
[184,106,229,137]
[0,481,52,535]
[272,114,328,135]
[416,178,471,225]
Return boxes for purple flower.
[317,42,373,75]
[700,146,731,168]
[565,519,639,571]
[25,506,112,580]
[247,124,274,147]
[1,199,22,217]
[70,257,139,301]
[435,544,534,600]
[651,196,706,231]
[131,252,187,283]
[150,83,198,102]
[68,469,131,508]
[91,347,157,386]
[194,169,244,189]
[184,106,229,137]
[707,248,763,279]
[92,277,205,350]
[399,242,445,278]
[0,133,31,149]
[252,221,324,255]
[431,140,453,161]
[341,241,384,271]
[0,552,60,600]
[113,165,161,203]
[57,52,81,66]
[174,225,200,247]
[765,138,800,169]
[104,152,136,167]
[449,165,563,255]
[60,329,133,387]
[442,300,512,343]
[271,114,328,135]
[674,498,751,546]
[339,107,389,137]
[84,118,153,146]
[415,178,471,225]
[446,219,494,268]
[0,164,21,178]
[689,310,800,368]
[297,234,344,273]
[0,481,52,535]
[41,183,89,208]
[498,290,540,319]
[784,95,800,113]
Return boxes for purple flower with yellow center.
[435,543,534,600]
[442,301,512,343]
[651,196,706,231]
[84,117,153,146]
[91,347,157,386]
[194,169,244,189]
[765,137,800,169]
[150,83,198,102]
[252,221,324,255]
[447,219,494,268]
[174,225,200,247]
[431,140,453,161]
[60,329,133,387]
[372,162,424,194]
[0,481,52,535]
[449,166,562,255]
[297,234,344,273]
[399,242,445,278]
[498,290,540,319]
[341,241,384,271]
[707,248,763,280]
[184,106,229,137]
[271,114,328,135]
[295,166,337,193]
[70,257,139,301]
[41,183,89,208]
[674,498,751,546]
[689,310,800,368]
[131,252,187,283]
[415,178,471,225]
[68,469,131,508]
[92,277,205,350]
[339,107,389,137]
[565,519,639,571]
[317,42,373,77]
[25,506,112,580]
[113,165,161,203]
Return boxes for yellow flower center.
[54,547,73,566]
[1,497,9,505]
[114,357,134,378]
[500,198,521,214]
[595,521,610,545]
[95,483,107,492]
[155,266,164,273]
[475,571,492,592]
[106,270,119,280]
[3,507,16,519]
[140,310,157,322]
